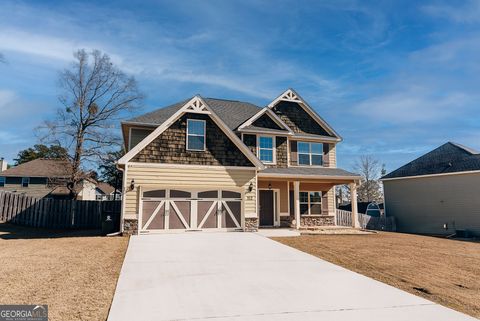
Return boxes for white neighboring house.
[95,182,120,201]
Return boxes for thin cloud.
[422,1,480,23]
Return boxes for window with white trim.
[300,191,322,215]
[258,136,274,163]
[186,119,206,151]
[0,177,5,187]
[22,177,30,188]
[298,142,323,166]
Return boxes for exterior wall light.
[248,182,253,192]
[130,179,135,191]
[268,183,272,190]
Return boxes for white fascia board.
[237,107,294,134]
[238,128,293,136]
[127,162,257,171]
[381,170,480,181]
[290,134,341,143]
[257,172,361,181]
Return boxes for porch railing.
[335,209,396,231]
[336,209,352,227]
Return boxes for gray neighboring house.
[381,142,480,236]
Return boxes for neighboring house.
[96,182,120,201]
[0,158,105,201]
[117,89,361,234]
[381,142,480,236]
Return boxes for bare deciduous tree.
[39,49,143,198]
[354,155,385,203]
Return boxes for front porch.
[257,168,360,230]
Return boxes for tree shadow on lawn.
[0,222,103,240]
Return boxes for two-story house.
[0,158,113,200]
[117,89,360,234]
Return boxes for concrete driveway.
[108,233,476,321]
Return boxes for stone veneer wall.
[132,113,253,167]
[300,215,335,227]
[244,217,259,232]
[123,219,138,235]
[281,214,335,228]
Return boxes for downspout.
[116,163,127,234]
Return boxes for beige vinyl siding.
[124,165,256,219]
[328,144,336,168]
[383,172,480,236]
[0,184,51,198]
[327,187,335,215]
[0,177,50,198]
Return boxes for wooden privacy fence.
[335,209,396,231]
[0,191,121,230]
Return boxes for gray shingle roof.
[124,97,262,130]
[0,159,72,178]
[125,98,191,126]
[259,167,360,178]
[382,142,480,179]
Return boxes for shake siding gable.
[251,114,283,130]
[132,113,254,167]
[272,101,333,136]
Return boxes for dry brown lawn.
[273,232,480,318]
[0,223,129,321]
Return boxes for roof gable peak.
[267,88,341,140]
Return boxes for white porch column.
[293,181,300,229]
[350,182,360,228]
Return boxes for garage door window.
[198,190,218,198]
[170,190,191,198]
[143,190,166,198]
[222,191,241,198]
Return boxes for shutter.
[323,143,330,167]
[290,141,297,166]
[321,191,329,215]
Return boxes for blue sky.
[0,0,479,172]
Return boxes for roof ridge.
[447,141,479,155]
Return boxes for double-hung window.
[298,142,323,166]
[186,119,206,151]
[299,191,322,215]
[258,136,274,163]
[22,177,30,188]
[0,177,5,187]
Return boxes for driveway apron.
[107,232,476,321]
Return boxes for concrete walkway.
[108,233,476,321]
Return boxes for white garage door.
[140,189,243,233]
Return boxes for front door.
[259,190,274,226]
